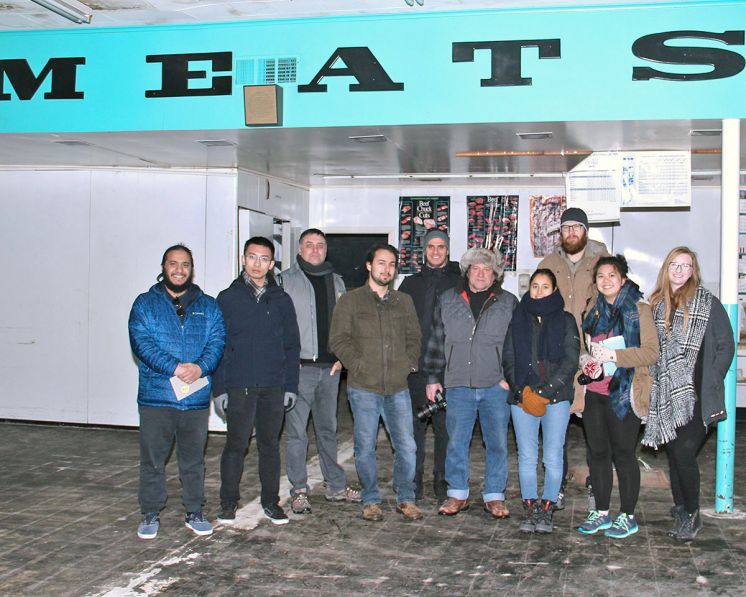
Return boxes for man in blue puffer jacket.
[128,244,225,540]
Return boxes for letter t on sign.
[452,39,561,86]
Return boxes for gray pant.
[285,365,346,494]
[138,405,209,514]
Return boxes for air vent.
[235,57,298,85]
[516,131,553,140]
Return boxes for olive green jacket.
[330,285,421,395]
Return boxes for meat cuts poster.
[466,195,519,271]
[398,196,450,274]
[529,195,567,258]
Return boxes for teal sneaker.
[577,510,612,535]
[604,513,639,539]
[137,512,160,540]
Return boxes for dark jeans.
[666,398,707,513]
[138,405,209,514]
[583,391,641,515]
[408,373,448,488]
[220,386,284,508]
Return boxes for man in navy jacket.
[213,236,301,526]
[129,244,225,540]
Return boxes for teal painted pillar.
[716,118,740,513]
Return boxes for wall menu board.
[398,196,450,274]
[466,195,519,271]
[530,195,567,258]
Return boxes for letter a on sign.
[298,47,404,92]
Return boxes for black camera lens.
[578,371,604,385]
[416,391,447,421]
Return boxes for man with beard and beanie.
[424,248,518,519]
[128,244,225,540]
[213,236,301,526]
[277,228,361,515]
[398,229,461,503]
[329,243,423,522]
[538,207,609,510]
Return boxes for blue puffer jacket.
[129,283,225,410]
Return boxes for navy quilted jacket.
[129,283,225,410]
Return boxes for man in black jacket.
[398,229,461,503]
[213,237,301,526]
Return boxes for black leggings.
[665,399,707,513]
[583,391,641,515]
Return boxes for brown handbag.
[520,386,550,417]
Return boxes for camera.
[416,391,447,421]
[578,371,604,385]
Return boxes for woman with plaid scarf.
[644,247,734,542]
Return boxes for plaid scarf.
[242,270,267,302]
[643,285,712,449]
[582,280,643,420]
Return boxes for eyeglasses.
[560,224,585,233]
[172,297,186,318]
[668,262,693,272]
[246,253,272,264]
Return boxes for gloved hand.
[284,392,297,412]
[590,342,617,363]
[579,353,603,380]
[213,393,228,421]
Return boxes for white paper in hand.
[170,376,208,400]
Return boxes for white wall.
[311,185,722,299]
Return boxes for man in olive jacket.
[329,243,422,522]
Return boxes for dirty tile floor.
[1,387,745,596]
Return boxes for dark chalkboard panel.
[326,233,388,289]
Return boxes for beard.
[162,270,194,294]
[370,272,392,288]
[561,233,588,256]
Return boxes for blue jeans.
[285,365,347,494]
[511,401,570,502]
[347,386,417,505]
[445,384,511,502]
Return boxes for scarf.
[242,270,267,302]
[643,285,712,449]
[512,290,567,389]
[297,254,338,336]
[297,255,333,276]
[582,280,643,420]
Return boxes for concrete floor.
[1,386,745,597]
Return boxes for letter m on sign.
[0,58,85,101]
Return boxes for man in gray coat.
[424,248,518,519]
[278,228,360,515]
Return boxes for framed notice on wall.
[466,195,519,271]
[398,196,450,274]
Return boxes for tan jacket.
[538,239,609,411]
[583,301,659,418]
[329,285,421,396]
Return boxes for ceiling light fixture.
[689,129,722,136]
[30,0,92,24]
[319,172,565,180]
[348,134,388,143]
[195,140,236,147]
[516,132,554,140]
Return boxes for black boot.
[668,504,686,538]
[535,500,555,534]
[675,508,702,542]
[519,499,539,533]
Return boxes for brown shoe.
[438,497,470,516]
[396,502,423,521]
[361,503,383,521]
[484,500,510,519]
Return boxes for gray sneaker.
[185,511,213,536]
[291,491,312,514]
[137,512,160,540]
[325,486,362,503]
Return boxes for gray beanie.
[560,207,588,229]
[423,229,449,248]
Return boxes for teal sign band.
[0,2,745,133]
[715,301,738,513]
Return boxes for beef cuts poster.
[398,197,450,274]
[529,195,566,257]
[466,195,519,271]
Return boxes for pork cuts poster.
[398,196,450,274]
[466,195,519,271]
[529,195,566,258]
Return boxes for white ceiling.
[1,1,743,187]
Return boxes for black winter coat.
[398,261,462,371]
[502,311,580,404]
